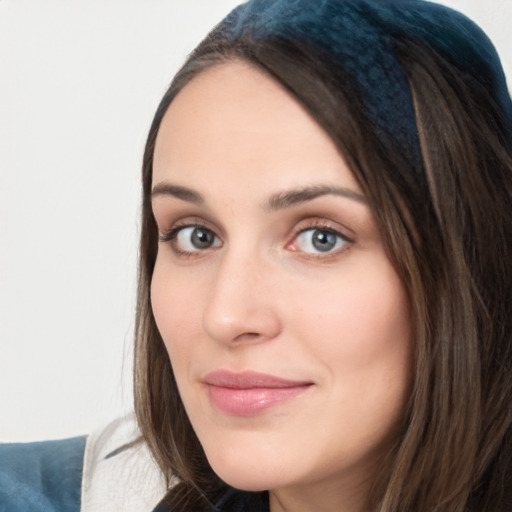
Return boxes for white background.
[1,0,511,442]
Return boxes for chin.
[205,449,287,492]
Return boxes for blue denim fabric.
[0,436,86,512]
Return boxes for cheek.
[287,260,411,390]
[150,261,204,361]
[287,266,411,452]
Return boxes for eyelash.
[288,221,353,259]
[158,220,354,259]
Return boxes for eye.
[293,227,350,254]
[161,225,221,254]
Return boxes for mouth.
[202,370,314,416]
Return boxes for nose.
[202,249,282,346]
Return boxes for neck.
[268,471,374,512]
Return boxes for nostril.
[233,332,262,343]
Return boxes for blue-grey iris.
[191,228,215,249]
[312,230,337,252]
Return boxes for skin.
[150,61,411,512]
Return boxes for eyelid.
[158,223,219,243]
[292,218,354,241]
[157,215,219,241]
[159,224,192,243]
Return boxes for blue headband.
[219,0,512,169]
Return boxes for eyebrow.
[151,183,205,205]
[151,182,366,209]
[266,185,366,211]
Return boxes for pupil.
[191,228,213,249]
[312,230,336,252]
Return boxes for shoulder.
[81,414,167,512]
[0,435,86,512]
[0,417,267,512]
[0,415,168,512]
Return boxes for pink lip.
[203,370,313,416]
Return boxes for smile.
[203,370,314,416]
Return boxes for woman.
[2,0,512,511]
[134,0,512,510]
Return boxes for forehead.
[152,61,359,194]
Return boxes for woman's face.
[151,61,411,506]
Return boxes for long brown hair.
[134,22,512,512]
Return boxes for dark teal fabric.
[213,488,268,512]
[0,436,86,512]
[153,488,269,512]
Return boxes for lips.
[203,370,313,416]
